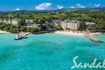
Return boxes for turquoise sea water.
[0,33,105,70]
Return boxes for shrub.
[65,28,70,30]
[54,26,63,30]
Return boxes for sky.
[0,0,105,11]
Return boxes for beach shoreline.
[53,30,101,37]
[0,30,10,34]
[0,30,102,37]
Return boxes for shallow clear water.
[0,33,105,70]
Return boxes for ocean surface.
[0,33,105,70]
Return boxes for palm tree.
[8,13,13,24]
[0,14,3,18]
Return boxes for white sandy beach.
[54,31,101,37]
[0,30,101,37]
[0,30,10,34]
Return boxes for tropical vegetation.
[0,10,105,32]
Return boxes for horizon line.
[0,7,105,12]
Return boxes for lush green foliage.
[0,23,40,33]
[18,18,25,26]
[54,26,63,30]
[0,11,105,32]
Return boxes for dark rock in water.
[97,41,104,43]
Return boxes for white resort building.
[24,19,38,28]
[52,19,80,30]
[0,18,19,25]
[61,19,80,30]
[0,18,81,30]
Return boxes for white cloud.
[70,4,85,9]
[94,4,100,7]
[89,4,101,8]
[15,8,20,11]
[57,5,64,9]
[76,4,86,8]
[35,2,52,10]
[70,6,75,8]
